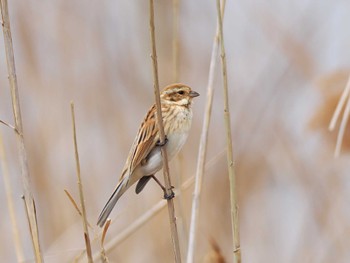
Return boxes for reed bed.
[0,1,349,263]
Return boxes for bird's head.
[160,83,199,106]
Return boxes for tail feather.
[97,178,128,227]
[135,175,152,194]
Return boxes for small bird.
[97,83,199,227]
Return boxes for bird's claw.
[164,189,175,200]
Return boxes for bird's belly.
[139,132,189,176]
[166,132,189,159]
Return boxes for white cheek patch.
[178,98,189,105]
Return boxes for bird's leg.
[151,175,165,191]
[154,136,174,199]
[156,135,168,147]
[151,175,175,200]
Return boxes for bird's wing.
[120,105,159,181]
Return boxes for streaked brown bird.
[97,83,199,227]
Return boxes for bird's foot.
[163,188,175,200]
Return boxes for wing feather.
[120,105,159,180]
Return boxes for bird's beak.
[189,91,200,98]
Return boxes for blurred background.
[1,0,350,262]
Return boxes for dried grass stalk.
[0,119,17,131]
[216,0,241,261]
[70,102,93,263]
[84,151,226,262]
[172,1,189,259]
[64,189,83,217]
[329,74,350,157]
[0,132,25,262]
[0,1,43,261]
[64,189,92,229]
[149,0,182,262]
[186,1,225,262]
[100,219,111,263]
[172,0,180,83]
[93,199,166,261]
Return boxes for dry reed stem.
[186,1,225,262]
[0,119,17,132]
[175,152,189,262]
[334,93,350,157]
[216,0,241,262]
[0,1,43,261]
[100,219,111,263]
[64,189,92,229]
[149,0,182,262]
[64,189,83,217]
[172,1,189,259]
[90,153,224,261]
[93,198,166,261]
[0,132,25,262]
[101,218,111,248]
[329,75,350,130]
[172,0,180,83]
[329,74,350,157]
[70,102,93,263]
[83,150,225,262]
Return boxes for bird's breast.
[166,131,189,160]
[137,106,193,176]
[165,107,192,133]
[164,106,192,158]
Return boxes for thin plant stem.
[93,198,167,261]
[186,1,225,262]
[149,0,182,262]
[174,152,189,262]
[0,132,25,262]
[172,0,180,83]
[172,0,189,259]
[328,74,350,157]
[216,0,241,262]
[71,102,93,263]
[0,119,17,132]
[80,150,226,262]
[64,189,83,217]
[91,153,225,262]
[334,92,350,157]
[0,1,43,262]
[328,75,350,131]
[64,189,92,229]
[100,219,111,263]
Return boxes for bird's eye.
[177,91,184,95]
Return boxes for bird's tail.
[97,177,128,227]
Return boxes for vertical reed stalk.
[186,18,218,263]
[149,0,182,262]
[172,1,189,260]
[83,151,225,262]
[216,0,241,262]
[172,0,180,83]
[100,219,111,263]
[0,132,25,262]
[71,102,93,263]
[0,1,43,261]
[186,1,225,262]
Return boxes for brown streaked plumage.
[97,83,199,227]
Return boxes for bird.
[97,83,199,227]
